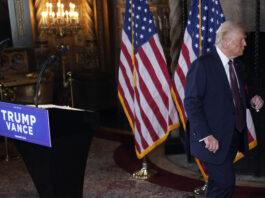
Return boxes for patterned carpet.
[1,129,264,198]
[0,134,195,198]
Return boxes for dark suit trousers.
[204,130,242,198]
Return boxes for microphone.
[48,45,68,64]
[34,45,68,108]
[0,38,10,46]
[0,38,10,52]
[0,38,10,54]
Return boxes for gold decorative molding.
[83,0,96,40]
[34,0,43,31]
[14,0,25,37]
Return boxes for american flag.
[173,0,257,180]
[118,0,179,159]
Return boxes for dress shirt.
[216,47,240,88]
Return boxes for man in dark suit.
[184,21,264,198]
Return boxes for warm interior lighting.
[41,1,79,26]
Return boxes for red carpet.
[96,129,265,198]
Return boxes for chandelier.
[41,1,80,37]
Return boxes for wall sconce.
[41,1,80,37]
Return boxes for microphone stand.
[34,46,68,108]
[34,57,53,108]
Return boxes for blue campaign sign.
[0,101,51,147]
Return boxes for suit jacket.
[184,48,249,165]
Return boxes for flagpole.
[199,0,202,56]
[67,71,74,107]
[130,0,136,87]
[119,0,179,180]
[132,156,157,180]
[129,0,157,180]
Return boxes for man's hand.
[204,135,219,153]
[250,95,264,111]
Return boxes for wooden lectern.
[14,105,99,198]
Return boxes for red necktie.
[228,60,245,132]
